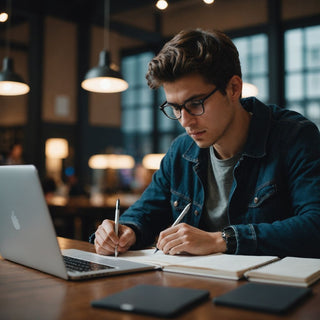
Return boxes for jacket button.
[194,210,199,216]
[254,197,259,204]
[173,200,178,207]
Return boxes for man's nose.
[179,108,195,127]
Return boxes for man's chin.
[193,140,212,149]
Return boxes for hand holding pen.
[114,198,120,257]
[154,202,192,254]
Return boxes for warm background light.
[45,138,69,186]
[156,0,168,10]
[142,153,165,170]
[242,82,259,98]
[0,12,8,22]
[81,77,128,93]
[88,154,135,169]
[45,138,69,159]
[0,80,30,95]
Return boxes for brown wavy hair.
[146,29,241,94]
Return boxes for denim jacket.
[119,97,320,258]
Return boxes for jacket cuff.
[233,224,257,254]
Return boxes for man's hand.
[94,219,136,255]
[156,223,226,255]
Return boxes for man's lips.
[188,130,206,139]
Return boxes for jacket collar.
[241,97,271,159]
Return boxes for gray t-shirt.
[200,146,241,232]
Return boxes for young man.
[92,29,320,258]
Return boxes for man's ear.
[227,75,242,101]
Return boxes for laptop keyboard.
[63,255,114,273]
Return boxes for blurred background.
[0,0,319,239]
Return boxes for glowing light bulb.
[156,0,168,10]
[0,12,8,23]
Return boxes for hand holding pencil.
[154,203,191,254]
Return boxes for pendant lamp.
[0,57,30,95]
[81,0,128,93]
[0,0,30,96]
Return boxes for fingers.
[157,223,188,255]
[94,220,117,255]
[94,219,136,256]
[156,223,219,255]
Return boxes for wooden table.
[1,238,319,320]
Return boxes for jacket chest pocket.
[248,183,277,208]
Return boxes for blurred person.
[5,143,24,165]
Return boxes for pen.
[154,202,192,254]
[114,198,120,257]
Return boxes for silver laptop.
[0,165,155,280]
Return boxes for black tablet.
[213,283,312,314]
[91,284,210,318]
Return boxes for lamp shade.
[45,138,69,159]
[0,57,30,96]
[81,50,128,93]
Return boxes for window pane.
[139,135,153,155]
[122,109,137,133]
[157,87,166,104]
[137,52,153,85]
[285,29,303,72]
[233,38,249,75]
[122,89,136,107]
[285,25,320,131]
[285,73,304,100]
[306,72,320,98]
[158,113,175,131]
[122,56,136,86]
[306,102,320,121]
[138,87,153,105]
[159,134,176,153]
[251,34,268,74]
[137,107,152,132]
[306,26,320,69]
[233,34,268,103]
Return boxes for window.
[121,52,183,160]
[285,25,320,128]
[121,52,154,159]
[232,34,269,103]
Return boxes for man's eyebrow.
[167,93,206,106]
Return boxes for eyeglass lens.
[163,100,204,119]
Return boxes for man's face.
[163,74,240,150]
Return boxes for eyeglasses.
[159,87,219,120]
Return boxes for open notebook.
[244,257,320,287]
[0,165,156,280]
[117,250,320,286]
[117,249,279,280]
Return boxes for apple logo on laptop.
[11,211,21,230]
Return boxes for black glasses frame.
[159,87,219,120]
